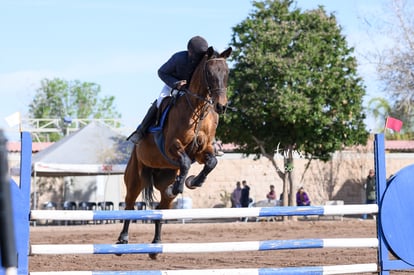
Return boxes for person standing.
[240,180,250,208]
[266,185,276,201]
[230,181,242,208]
[363,169,376,219]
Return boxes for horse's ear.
[220,47,232,59]
[207,46,215,58]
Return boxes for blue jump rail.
[30,264,379,275]
[30,238,378,255]
[30,204,378,221]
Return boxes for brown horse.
[117,46,232,259]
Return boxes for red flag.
[385,116,403,132]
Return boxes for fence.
[1,133,414,274]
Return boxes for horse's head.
[204,47,232,114]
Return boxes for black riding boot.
[127,100,158,144]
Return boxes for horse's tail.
[141,165,155,205]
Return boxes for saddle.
[148,93,183,166]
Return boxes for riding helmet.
[187,36,208,55]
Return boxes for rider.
[127,36,209,144]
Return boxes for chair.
[43,201,57,209]
[61,201,77,225]
[42,201,57,225]
[135,201,147,223]
[87,201,97,210]
[97,201,114,223]
[135,201,147,210]
[319,200,344,221]
[78,201,90,210]
[119,202,126,210]
[78,201,96,224]
[62,201,77,210]
[98,201,114,210]
[242,198,255,222]
[253,200,280,222]
[149,201,159,209]
[118,201,146,210]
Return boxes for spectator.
[363,169,376,219]
[231,181,242,208]
[266,185,276,201]
[296,187,311,206]
[240,180,250,208]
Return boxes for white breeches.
[157,85,173,108]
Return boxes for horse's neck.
[188,60,208,103]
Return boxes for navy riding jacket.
[158,51,200,88]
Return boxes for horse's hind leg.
[186,153,217,189]
[116,151,143,250]
[117,188,140,246]
[149,169,176,260]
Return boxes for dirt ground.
[28,218,411,274]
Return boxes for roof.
[385,140,414,152]
[30,121,133,176]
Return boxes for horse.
[117,46,232,259]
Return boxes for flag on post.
[4,112,21,128]
[385,116,403,132]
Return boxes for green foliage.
[218,0,369,161]
[29,78,121,141]
[219,190,231,207]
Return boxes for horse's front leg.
[116,201,135,256]
[166,152,192,198]
[186,152,217,189]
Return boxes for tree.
[217,0,368,207]
[366,97,391,131]
[369,0,414,136]
[29,78,121,141]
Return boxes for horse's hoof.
[165,185,177,199]
[185,175,196,189]
[149,253,158,260]
[115,239,128,256]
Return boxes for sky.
[1,0,387,141]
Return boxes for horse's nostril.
[216,103,226,114]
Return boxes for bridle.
[183,57,228,153]
[183,57,228,108]
[204,58,228,98]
